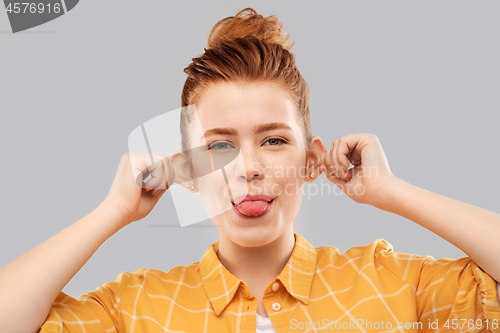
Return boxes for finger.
[146,159,168,190]
[152,188,167,197]
[324,142,341,180]
[350,152,361,166]
[346,151,353,164]
[340,133,369,164]
[150,164,171,194]
[127,153,168,191]
[332,140,345,180]
[318,164,327,175]
[326,168,348,188]
[326,144,340,179]
[325,146,342,180]
[344,164,354,182]
[337,138,354,177]
[128,154,146,186]
[130,153,156,186]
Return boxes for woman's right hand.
[103,152,176,226]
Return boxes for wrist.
[370,176,407,213]
[96,200,133,230]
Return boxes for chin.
[213,196,293,247]
[236,232,276,247]
[221,220,288,248]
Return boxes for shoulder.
[315,238,402,263]
[123,262,202,290]
[317,238,433,260]
[315,239,434,285]
[95,263,205,318]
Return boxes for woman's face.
[187,80,324,247]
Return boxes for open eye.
[208,141,236,150]
[265,138,288,146]
[208,137,288,150]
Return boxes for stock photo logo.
[3,0,79,33]
[128,105,245,228]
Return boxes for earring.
[187,184,195,189]
[310,172,314,178]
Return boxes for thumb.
[152,188,168,197]
[325,172,348,193]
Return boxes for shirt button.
[272,302,281,311]
[272,282,279,291]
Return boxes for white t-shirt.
[256,313,277,333]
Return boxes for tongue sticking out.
[235,200,270,216]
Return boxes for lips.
[232,194,274,205]
[231,195,274,217]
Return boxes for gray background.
[1,1,499,298]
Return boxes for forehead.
[194,81,300,134]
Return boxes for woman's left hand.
[320,133,399,207]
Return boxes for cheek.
[277,176,305,201]
[196,172,233,219]
[266,159,306,199]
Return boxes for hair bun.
[207,7,294,51]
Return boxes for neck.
[216,226,296,286]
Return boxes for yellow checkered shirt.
[40,233,500,332]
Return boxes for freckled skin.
[192,81,309,247]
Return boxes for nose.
[236,146,265,182]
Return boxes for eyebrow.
[201,122,293,140]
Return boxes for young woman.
[1,7,499,333]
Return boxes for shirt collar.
[199,232,317,315]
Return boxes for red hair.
[180,7,312,156]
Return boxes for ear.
[304,135,327,182]
[169,149,199,193]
